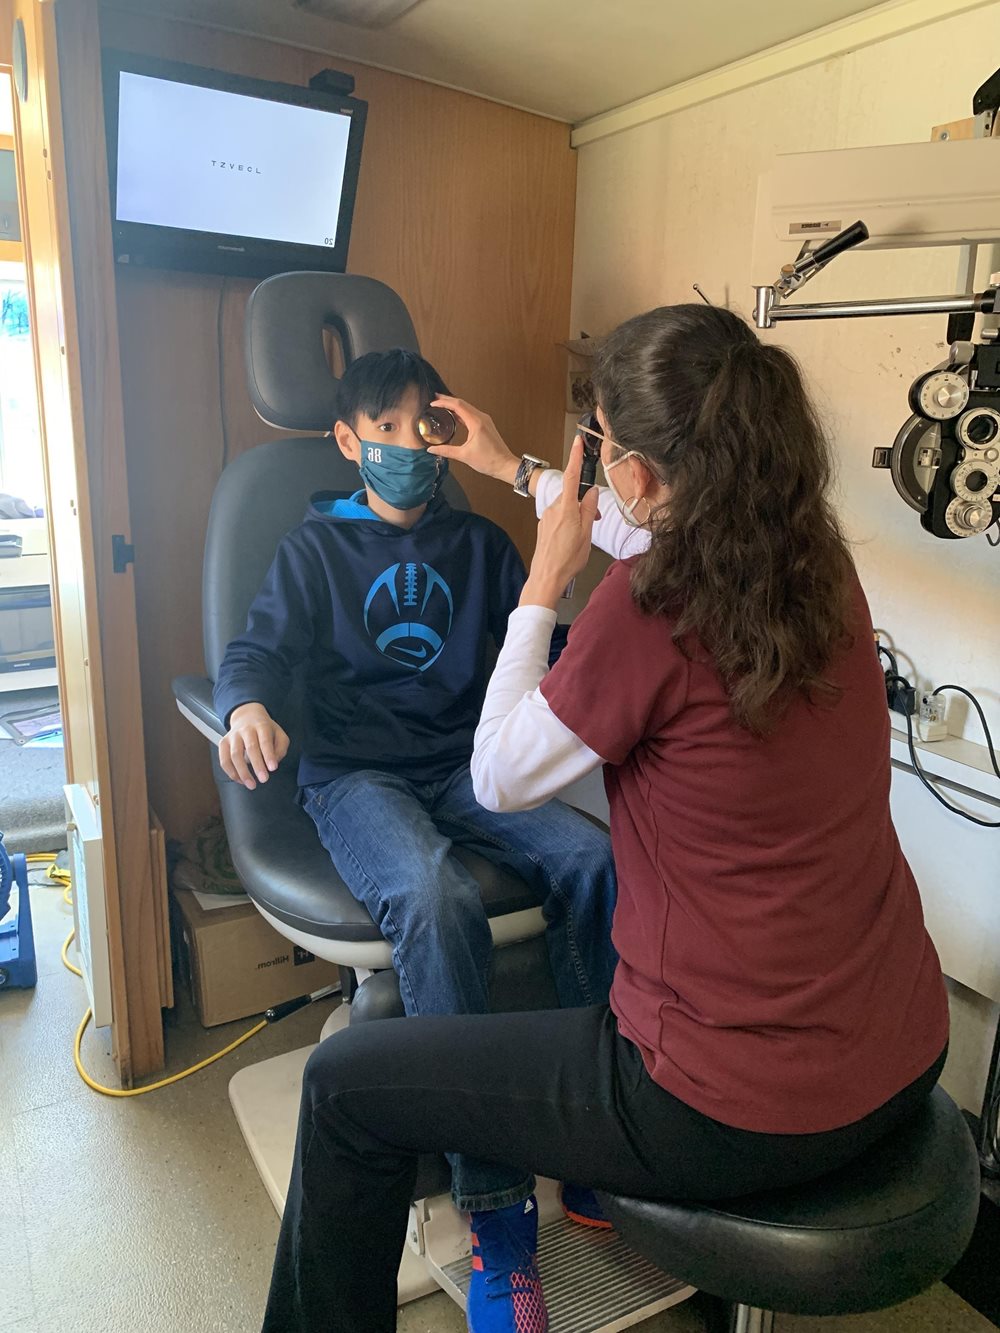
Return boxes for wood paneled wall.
[100,8,577,840]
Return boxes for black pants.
[261,1005,945,1333]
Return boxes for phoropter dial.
[910,370,970,421]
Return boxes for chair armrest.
[172,675,225,744]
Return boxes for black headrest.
[245,272,419,433]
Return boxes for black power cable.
[932,684,1000,781]
[899,706,1000,829]
[877,647,1000,826]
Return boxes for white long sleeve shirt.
[471,470,651,812]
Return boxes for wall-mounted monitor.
[102,51,367,278]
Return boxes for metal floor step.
[438,1215,694,1333]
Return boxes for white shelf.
[0,665,58,694]
[889,724,1000,806]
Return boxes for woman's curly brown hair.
[593,304,854,734]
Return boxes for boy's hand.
[424,395,522,484]
[219,703,290,790]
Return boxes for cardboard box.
[171,887,341,1027]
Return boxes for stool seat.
[600,1087,980,1316]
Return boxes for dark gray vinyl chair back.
[203,272,467,678]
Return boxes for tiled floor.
[1,880,994,1333]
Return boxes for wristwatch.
[513,454,548,497]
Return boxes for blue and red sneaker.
[559,1183,612,1231]
[467,1195,549,1333]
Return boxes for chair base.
[228,1007,696,1325]
[701,1299,775,1333]
[732,1310,774,1333]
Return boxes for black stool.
[600,1087,980,1332]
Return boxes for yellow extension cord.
[27,853,267,1097]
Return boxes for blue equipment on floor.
[0,829,36,989]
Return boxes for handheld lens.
[417,407,457,446]
[578,412,601,500]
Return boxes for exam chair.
[172,272,690,1322]
[173,272,561,1016]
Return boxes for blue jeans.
[302,764,618,1211]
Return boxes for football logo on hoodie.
[363,561,454,671]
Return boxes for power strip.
[884,667,916,720]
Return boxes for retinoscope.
[577,412,602,500]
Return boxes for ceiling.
[109,0,893,124]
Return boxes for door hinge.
[111,534,135,573]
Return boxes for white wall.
[570,4,1000,1111]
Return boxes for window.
[0,259,42,512]
[0,102,43,515]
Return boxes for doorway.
[0,67,65,857]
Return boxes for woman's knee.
[302,1021,391,1113]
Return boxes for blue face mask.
[357,439,447,510]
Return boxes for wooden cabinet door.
[10,0,163,1080]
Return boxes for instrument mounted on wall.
[749,64,1000,542]
[874,338,1000,540]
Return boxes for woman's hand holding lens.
[424,395,521,483]
[521,438,599,610]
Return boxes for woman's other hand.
[424,395,522,484]
[521,438,599,610]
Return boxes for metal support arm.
[754,285,998,329]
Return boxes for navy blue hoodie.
[214,491,531,787]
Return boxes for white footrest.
[435,1215,694,1333]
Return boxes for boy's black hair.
[334,348,450,430]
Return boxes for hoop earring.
[622,495,654,529]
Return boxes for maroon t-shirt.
[541,558,948,1134]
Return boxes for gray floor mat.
[0,688,66,854]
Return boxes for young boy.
[214,349,616,1333]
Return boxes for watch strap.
[513,454,548,497]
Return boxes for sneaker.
[559,1183,612,1230]
[467,1195,548,1333]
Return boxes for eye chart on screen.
[115,72,353,250]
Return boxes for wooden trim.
[571,0,997,147]
[149,809,172,1010]
[13,0,163,1081]
[931,117,978,142]
[51,0,163,1080]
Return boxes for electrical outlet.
[917,692,949,742]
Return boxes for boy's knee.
[416,879,489,937]
[559,826,615,877]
